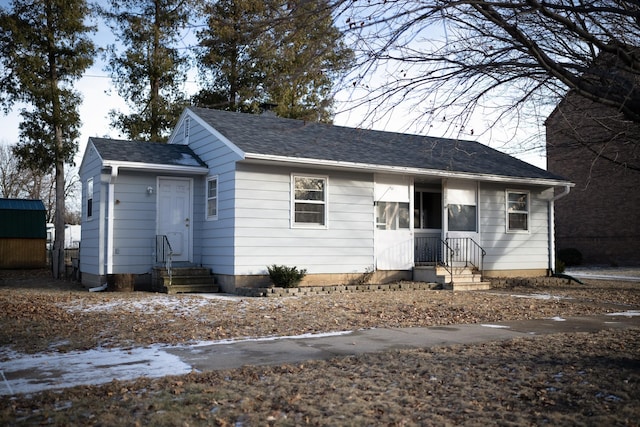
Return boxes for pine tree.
[0,0,95,278]
[101,0,191,142]
[195,0,353,122]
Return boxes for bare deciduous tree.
[334,0,640,156]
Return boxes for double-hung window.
[507,190,529,232]
[207,176,218,220]
[292,175,327,227]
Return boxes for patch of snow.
[605,310,640,318]
[549,316,566,322]
[0,345,191,396]
[480,324,510,329]
[509,293,572,301]
[186,330,355,348]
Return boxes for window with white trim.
[292,175,327,227]
[507,190,529,232]
[206,176,218,220]
[86,178,93,219]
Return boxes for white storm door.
[444,179,479,266]
[374,175,413,270]
[157,178,192,262]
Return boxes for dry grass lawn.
[0,269,639,426]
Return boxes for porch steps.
[414,265,491,291]
[152,265,219,294]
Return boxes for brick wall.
[546,92,640,266]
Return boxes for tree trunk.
[52,139,65,279]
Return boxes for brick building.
[546,91,640,266]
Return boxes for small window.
[292,175,327,227]
[207,176,218,220]
[507,191,529,232]
[448,204,477,231]
[376,202,410,230]
[86,178,93,219]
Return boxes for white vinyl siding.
[233,164,374,275]
[78,143,104,282]
[479,183,549,271]
[109,172,162,273]
[187,119,242,276]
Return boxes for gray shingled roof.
[90,138,207,168]
[190,107,567,182]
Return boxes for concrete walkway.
[167,312,640,371]
[3,311,638,396]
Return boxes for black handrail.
[414,236,486,283]
[445,237,486,277]
[155,235,173,286]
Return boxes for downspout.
[107,166,118,275]
[548,185,571,274]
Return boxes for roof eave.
[244,153,573,187]
[103,160,209,175]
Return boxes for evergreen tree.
[101,0,191,142]
[0,0,95,278]
[195,0,353,122]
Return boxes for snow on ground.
[606,310,640,317]
[0,331,353,396]
[56,293,244,314]
[0,345,191,396]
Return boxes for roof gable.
[188,107,568,183]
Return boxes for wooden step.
[152,266,218,294]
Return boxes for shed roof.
[188,107,569,184]
[90,138,207,168]
[0,198,46,211]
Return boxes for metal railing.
[414,236,455,285]
[155,235,173,286]
[415,236,486,283]
[445,237,486,276]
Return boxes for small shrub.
[349,266,374,286]
[267,264,307,288]
[557,248,583,266]
[555,257,566,274]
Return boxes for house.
[546,90,640,266]
[0,198,46,269]
[79,107,573,293]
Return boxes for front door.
[157,178,192,262]
[374,174,413,270]
[444,179,479,266]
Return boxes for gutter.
[244,153,572,187]
[106,166,118,276]
[548,185,572,274]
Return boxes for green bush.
[267,264,307,288]
[555,257,566,274]
[557,248,583,266]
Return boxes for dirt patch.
[0,273,639,426]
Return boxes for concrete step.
[444,281,492,291]
[152,266,218,294]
